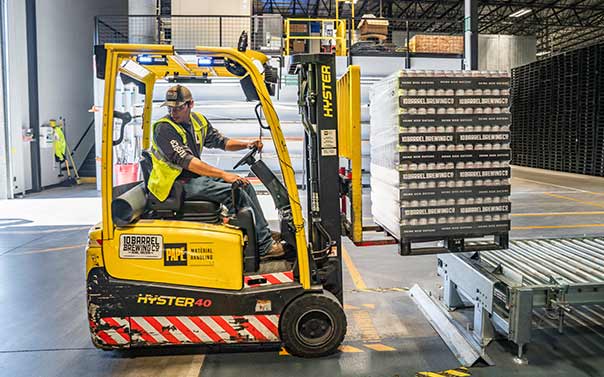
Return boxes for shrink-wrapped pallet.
[370,70,512,247]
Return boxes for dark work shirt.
[153,113,229,179]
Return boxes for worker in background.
[51,119,66,163]
[149,85,284,260]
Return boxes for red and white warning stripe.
[93,317,130,346]
[244,271,294,288]
[129,315,280,345]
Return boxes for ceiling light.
[509,9,532,18]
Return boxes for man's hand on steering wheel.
[222,172,250,185]
[247,139,263,152]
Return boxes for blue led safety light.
[136,55,168,65]
[137,55,153,64]
[197,57,214,66]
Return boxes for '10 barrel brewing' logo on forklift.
[164,243,215,267]
[118,235,214,266]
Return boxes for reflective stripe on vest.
[147,113,208,201]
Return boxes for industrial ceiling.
[253,0,604,56]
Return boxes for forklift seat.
[139,150,222,221]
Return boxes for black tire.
[280,292,347,358]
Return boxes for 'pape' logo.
[164,243,187,266]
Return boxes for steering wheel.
[233,145,258,170]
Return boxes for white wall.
[0,0,7,199]
[172,0,251,15]
[479,34,536,71]
[171,0,252,49]
[35,0,127,187]
[129,0,156,44]
[5,0,30,195]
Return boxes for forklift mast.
[290,54,343,302]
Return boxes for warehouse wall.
[0,0,8,199]
[478,34,536,71]
[171,0,252,49]
[35,0,127,187]
[172,0,252,15]
[129,0,156,44]
[4,0,30,195]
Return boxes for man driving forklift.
[151,84,285,259]
[88,43,346,357]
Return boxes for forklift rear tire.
[280,292,347,357]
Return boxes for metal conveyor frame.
[414,237,604,366]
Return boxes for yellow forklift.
[86,41,346,357]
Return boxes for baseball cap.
[161,85,193,107]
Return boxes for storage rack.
[511,44,604,177]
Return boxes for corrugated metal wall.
[478,34,536,71]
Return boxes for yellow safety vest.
[148,112,208,201]
[54,126,66,161]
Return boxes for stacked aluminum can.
[370,70,512,244]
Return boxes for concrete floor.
[0,166,604,376]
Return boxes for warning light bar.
[136,55,168,65]
[197,57,214,66]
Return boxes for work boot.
[261,241,285,260]
[271,230,281,242]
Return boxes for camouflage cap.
[161,85,193,107]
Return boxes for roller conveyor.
[481,238,604,285]
[414,237,604,366]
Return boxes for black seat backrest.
[140,150,153,185]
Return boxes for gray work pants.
[182,176,273,255]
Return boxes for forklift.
[86,42,346,357]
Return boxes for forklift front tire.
[280,292,347,357]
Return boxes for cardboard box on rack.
[289,22,308,34]
[358,17,388,37]
[408,35,464,54]
[292,40,306,53]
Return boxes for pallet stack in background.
[370,70,512,254]
[512,43,604,177]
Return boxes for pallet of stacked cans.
[370,70,511,255]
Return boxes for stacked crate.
[370,70,512,254]
[408,35,464,55]
[358,18,389,41]
[512,43,604,177]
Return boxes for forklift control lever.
[112,111,133,146]
[231,181,243,212]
